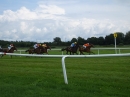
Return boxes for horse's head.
[90,44,94,48]
[8,46,17,53]
[12,46,17,51]
[46,45,51,50]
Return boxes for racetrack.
[0,53,130,97]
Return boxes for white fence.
[0,52,130,84]
[18,48,130,54]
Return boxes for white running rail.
[17,48,130,54]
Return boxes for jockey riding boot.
[71,47,74,51]
[68,47,71,50]
[34,48,36,52]
[83,47,85,50]
[7,49,10,52]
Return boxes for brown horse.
[41,45,51,54]
[79,44,95,55]
[25,46,41,54]
[0,46,17,58]
[25,49,34,54]
[61,44,80,55]
[25,45,51,55]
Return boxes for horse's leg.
[70,51,72,55]
[80,51,84,55]
[1,54,4,58]
[90,51,95,54]
[76,51,79,55]
[1,52,6,58]
[79,50,81,55]
[66,51,68,54]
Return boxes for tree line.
[0,31,130,48]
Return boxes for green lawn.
[0,54,130,97]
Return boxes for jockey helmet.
[74,42,77,44]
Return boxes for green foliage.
[125,31,130,44]
[0,31,130,47]
[71,38,77,43]
[98,37,105,45]
[53,37,62,46]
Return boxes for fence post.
[61,55,68,84]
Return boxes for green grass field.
[0,49,130,97]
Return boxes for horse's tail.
[25,49,29,52]
[79,47,84,51]
[61,48,66,51]
[0,48,3,52]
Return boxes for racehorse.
[79,44,95,55]
[0,45,17,58]
[61,44,80,55]
[25,46,41,54]
[40,45,51,54]
[25,49,34,54]
[25,45,51,55]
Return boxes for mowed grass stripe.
[0,55,130,97]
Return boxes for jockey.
[83,43,90,49]
[39,44,41,47]
[0,45,2,49]
[33,43,39,49]
[8,44,13,50]
[70,42,77,50]
[42,44,47,48]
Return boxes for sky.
[0,0,130,42]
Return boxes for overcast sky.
[0,0,130,42]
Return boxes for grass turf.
[0,55,130,97]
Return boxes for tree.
[87,37,98,45]
[77,37,85,45]
[124,31,130,44]
[53,37,61,45]
[97,37,105,45]
[105,34,114,45]
[116,32,124,45]
[71,38,77,43]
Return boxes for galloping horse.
[25,49,34,54]
[79,44,95,55]
[41,45,51,54]
[25,45,51,54]
[61,44,80,55]
[0,46,17,58]
[25,46,42,54]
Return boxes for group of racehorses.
[25,45,51,54]
[61,43,95,55]
[0,44,94,58]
